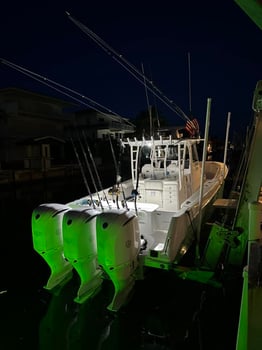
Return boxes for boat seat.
[167,161,179,178]
[142,164,153,178]
[142,164,165,179]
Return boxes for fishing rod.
[108,136,120,209]
[70,136,96,209]
[81,130,111,208]
[132,142,142,215]
[1,57,140,139]
[76,130,104,209]
[0,58,124,120]
[108,136,129,210]
[66,12,190,123]
[117,141,129,210]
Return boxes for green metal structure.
[199,81,262,350]
[234,0,262,30]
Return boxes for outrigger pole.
[0,58,124,120]
[65,11,190,123]
[223,112,231,179]
[195,98,212,262]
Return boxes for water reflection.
[39,278,118,350]
[35,269,210,350]
[0,178,241,350]
[38,273,143,350]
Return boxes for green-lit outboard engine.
[32,203,73,290]
[62,207,103,303]
[96,209,141,312]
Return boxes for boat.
[27,12,231,312]
[31,98,229,312]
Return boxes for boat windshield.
[140,144,179,168]
[167,145,178,160]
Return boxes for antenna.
[141,62,153,136]
[187,52,192,115]
[148,65,160,134]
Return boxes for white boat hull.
[32,136,228,311]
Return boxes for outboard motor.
[96,209,141,312]
[62,207,103,303]
[32,203,72,290]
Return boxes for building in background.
[0,87,75,170]
[0,87,135,182]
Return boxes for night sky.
[1,1,261,139]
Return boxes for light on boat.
[154,243,164,251]
[180,246,187,255]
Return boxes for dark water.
[0,176,242,350]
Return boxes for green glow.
[236,268,248,350]
[234,0,262,30]
[62,208,103,303]
[201,223,233,270]
[32,204,73,290]
[96,209,140,311]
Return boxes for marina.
[31,108,229,312]
[0,174,241,350]
[0,4,261,348]
[1,80,262,349]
